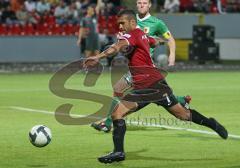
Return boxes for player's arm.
[97,39,128,59]
[157,20,176,66]
[148,36,168,48]
[163,31,176,66]
[77,27,84,46]
[84,39,128,67]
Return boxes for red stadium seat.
[23,23,35,35]
[51,23,62,35]
[9,24,22,35]
[63,23,74,35]
[0,24,8,35]
[37,23,50,35]
[73,25,80,36]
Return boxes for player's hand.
[116,32,124,39]
[168,54,175,66]
[83,56,99,68]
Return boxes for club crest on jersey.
[142,35,148,39]
[143,27,150,34]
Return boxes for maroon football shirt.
[119,28,164,89]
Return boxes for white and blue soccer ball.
[29,125,52,147]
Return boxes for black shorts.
[123,80,178,112]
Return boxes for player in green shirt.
[91,0,191,132]
[137,10,174,59]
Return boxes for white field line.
[6,106,240,139]
[7,106,101,119]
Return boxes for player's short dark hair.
[117,9,137,22]
[137,0,152,3]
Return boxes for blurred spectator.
[80,0,91,15]
[46,0,59,7]
[1,5,17,24]
[97,0,117,16]
[163,0,180,13]
[36,0,50,15]
[226,0,240,13]
[0,0,123,36]
[63,0,71,6]
[0,0,10,9]
[16,5,28,25]
[24,0,36,12]
[16,5,37,25]
[10,0,23,12]
[180,0,193,12]
[75,0,82,10]
[66,2,79,24]
[54,0,69,25]
[192,0,211,13]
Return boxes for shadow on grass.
[126,149,220,162]
[127,125,168,132]
[99,149,219,166]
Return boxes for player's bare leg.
[92,73,192,132]
[91,76,131,132]
[166,104,228,139]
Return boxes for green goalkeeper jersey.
[137,14,171,56]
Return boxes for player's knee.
[111,110,123,120]
[113,92,124,97]
[113,84,123,94]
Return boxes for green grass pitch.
[0,71,240,168]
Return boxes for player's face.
[136,0,151,15]
[118,16,132,34]
[87,7,95,16]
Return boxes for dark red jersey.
[119,28,164,89]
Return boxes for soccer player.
[84,9,228,164]
[77,5,100,57]
[91,0,191,132]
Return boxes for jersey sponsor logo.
[143,27,150,34]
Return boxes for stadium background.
[0,0,240,65]
[1,0,240,168]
